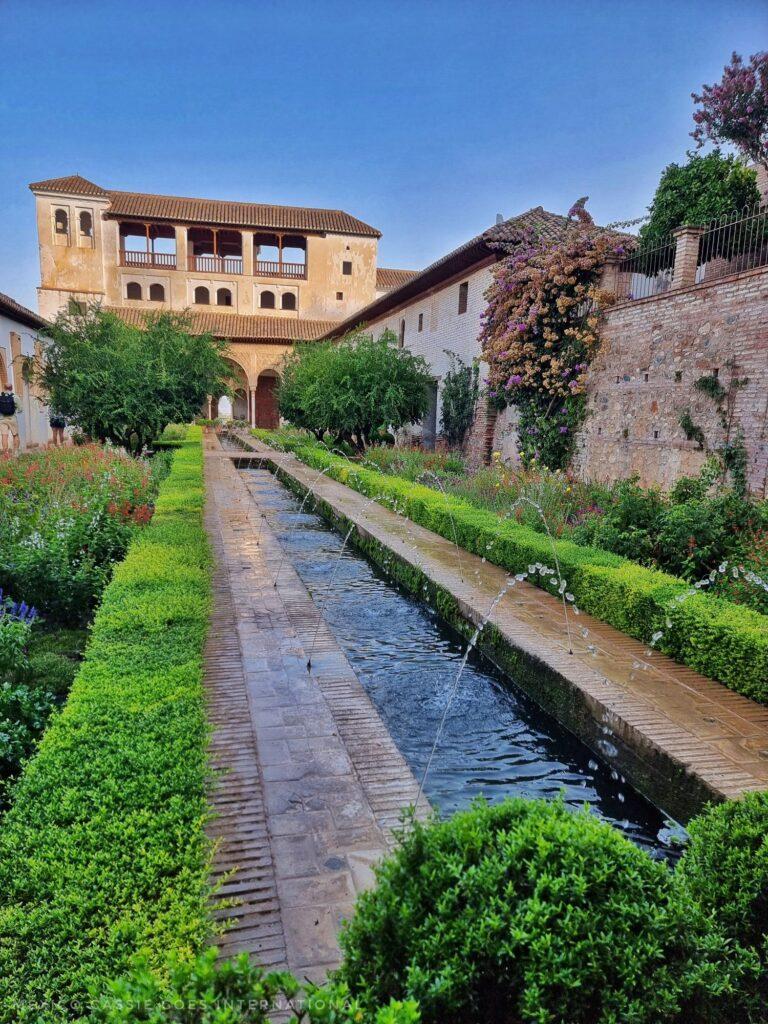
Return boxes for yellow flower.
[565,486,572,493]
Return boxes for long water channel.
[241,465,684,859]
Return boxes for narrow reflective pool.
[242,467,684,858]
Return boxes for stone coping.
[232,432,768,822]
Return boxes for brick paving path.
[203,436,428,977]
[236,433,768,815]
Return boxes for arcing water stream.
[240,464,684,858]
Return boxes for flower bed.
[0,445,164,626]
[0,428,212,1022]
[254,431,768,703]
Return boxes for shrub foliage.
[278,330,432,449]
[0,429,212,1022]
[39,307,230,452]
[338,800,757,1024]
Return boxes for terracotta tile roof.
[376,267,419,291]
[105,191,380,236]
[29,175,381,237]
[105,306,335,342]
[0,292,49,330]
[323,207,573,338]
[28,174,108,197]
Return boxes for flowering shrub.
[0,445,158,625]
[480,224,622,468]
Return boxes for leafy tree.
[39,306,231,451]
[691,51,768,172]
[439,352,479,447]
[279,330,432,449]
[640,151,760,244]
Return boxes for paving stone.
[203,435,428,976]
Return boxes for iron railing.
[614,235,676,300]
[696,202,768,284]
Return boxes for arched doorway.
[255,370,279,429]
[212,358,249,422]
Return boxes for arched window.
[217,288,232,306]
[126,282,142,300]
[54,209,69,235]
[281,292,296,311]
[260,290,275,309]
[79,211,93,237]
[398,318,405,348]
[149,283,165,301]
[194,286,210,304]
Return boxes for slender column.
[145,223,151,258]
[277,233,283,275]
[174,225,187,272]
[207,395,213,420]
[249,387,257,428]
[671,225,704,290]
[241,230,254,277]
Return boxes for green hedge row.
[254,430,768,703]
[0,428,213,1023]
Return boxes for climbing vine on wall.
[480,222,624,469]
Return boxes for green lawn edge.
[0,426,214,1023]
[254,429,768,704]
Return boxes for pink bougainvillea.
[480,227,619,402]
[691,51,768,172]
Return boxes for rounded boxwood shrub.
[337,799,758,1024]
[676,793,768,960]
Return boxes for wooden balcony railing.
[120,250,177,269]
[255,260,307,279]
[187,254,244,275]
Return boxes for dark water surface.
[242,467,685,858]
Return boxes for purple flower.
[507,374,523,387]
[559,426,569,434]
[517,323,527,332]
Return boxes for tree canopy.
[278,329,432,449]
[691,51,768,172]
[39,306,231,451]
[640,151,760,244]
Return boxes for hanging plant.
[480,219,624,469]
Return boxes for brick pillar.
[671,225,703,290]
[599,254,621,295]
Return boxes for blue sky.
[1,0,766,308]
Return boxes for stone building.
[29,174,409,427]
[323,207,569,455]
[0,293,51,451]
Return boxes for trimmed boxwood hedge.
[254,431,768,703]
[0,428,212,1023]
[337,798,760,1024]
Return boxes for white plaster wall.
[0,312,50,449]
[366,264,494,439]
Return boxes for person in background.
[49,411,66,446]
